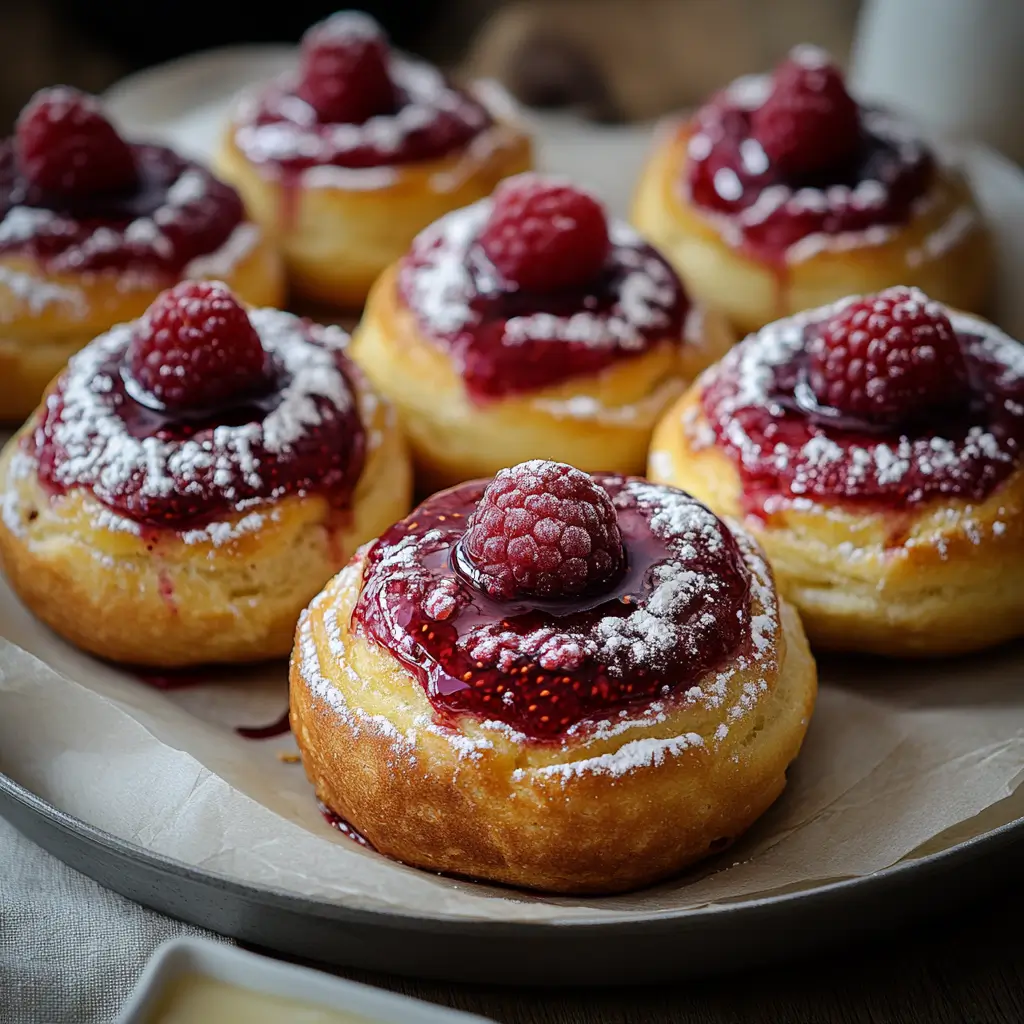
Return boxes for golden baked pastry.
[214,12,532,310]
[649,286,1024,656]
[0,281,411,667]
[290,459,816,894]
[631,46,992,335]
[350,173,734,492]
[0,86,284,424]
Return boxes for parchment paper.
[2,48,1024,924]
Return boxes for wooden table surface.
[265,885,1024,1023]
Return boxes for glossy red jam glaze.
[397,200,688,400]
[231,57,491,176]
[29,308,366,530]
[683,61,933,262]
[697,303,1024,513]
[0,142,244,277]
[318,801,373,847]
[352,476,751,738]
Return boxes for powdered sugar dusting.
[232,56,490,173]
[184,222,261,280]
[0,144,244,283]
[32,308,365,528]
[685,69,932,259]
[534,731,705,781]
[696,300,1024,508]
[354,475,778,751]
[398,201,684,376]
[0,264,88,321]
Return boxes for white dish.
[116,937,494,1023]
[2,43,1024,987]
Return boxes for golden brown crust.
[214,113,533,311]
[0,233,285,424]
[631,123,994,335]
[349,263,735,492]
[0,381,412,667]
[649,387,1024,656]
[289,535,816,894]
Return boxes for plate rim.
[3,768,1023,934]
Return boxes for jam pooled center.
[698,305,1024,512]
[0,142,244,278]
[398,201,688,401]
[684,56,933,261]
[32,308,367,529]
[353,476,752,738]
[232,57,492,175]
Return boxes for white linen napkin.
[0,816,224,1024]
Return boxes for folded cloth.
[0,815,225,1024]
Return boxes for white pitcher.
[850,0,1024,163]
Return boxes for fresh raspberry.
[479,174,611,291]
[461,460,624,600]
[296,11,397,124]
[808,286,968,423]
[751,47,861,175]
[128,281,269,410]
[15,86,137,196]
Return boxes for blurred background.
[0,0,863,129]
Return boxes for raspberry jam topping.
[1,88,244,279]
[397,195,687,400]
[231,13,491,176]
[353,470,753,738]
[696,293,1024,513]
[684,46,933,262]
[30,306,366,530]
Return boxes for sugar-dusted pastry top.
[0,142,246,281]
[682,46,934,261]
[353,475,775,739]
[29,308,366,530]
[695,301,1024,513]
[397,199,688,400]
[230,58,492,177]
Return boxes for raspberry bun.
[0,281,410,667]
[214,11,532,311]
[631,46,992,335]
[290,459,815,894]
[350,174,733,491]
[650,287,1024,656]
[0,87,284,423]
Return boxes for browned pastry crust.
[0,382,411,667]
[289,533,816,894]
[350,262,734,492]
[214,91,533,311]
[649,386,1024,656]
[0,235,284,424]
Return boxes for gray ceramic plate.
[2,770,1021,985]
